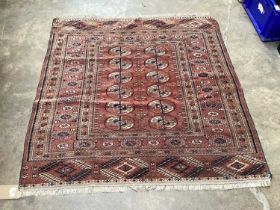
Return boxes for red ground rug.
[19,17,271,194]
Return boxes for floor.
[0,0,280,209]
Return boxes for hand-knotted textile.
[19,17,271,193]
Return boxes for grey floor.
[0,0,280,209]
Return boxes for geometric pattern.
[19,17,271,188]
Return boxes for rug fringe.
[19,177,271,197]
[53,13,212,22]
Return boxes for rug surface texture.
[19,17,271,192]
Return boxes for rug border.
[214,22,271,171]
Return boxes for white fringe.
[19,177,271,197]
[53,13,212,22]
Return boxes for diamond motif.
[55,165,75,177]
[119,164,133,172]
[172,162,189,173]
[228,160,248,171]
[115,162,136,174]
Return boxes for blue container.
[243,0,280,41]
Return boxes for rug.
[19,17,271,194]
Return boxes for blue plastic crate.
[243,0,280,41]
